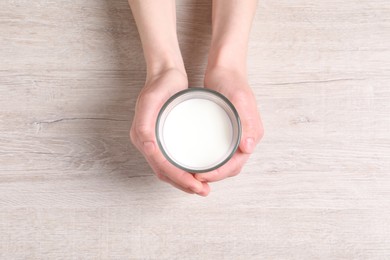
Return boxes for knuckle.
[139,91,159,104]
[135,124,153,141]
[230,167,242,177]
[195,174,207,182]
[155,172,166,181]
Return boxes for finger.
[194,151,250,182]
[197,182,211,197]
[133,92,166,153]
[141,141,207,194]
[239,115,263,154]
[150,163,198,195]
[155,172,195,195]
[159,170,210,197]
[133,120,208,195]
[159,160,207,194]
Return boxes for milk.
[162,98,234,170]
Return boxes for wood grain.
[1,0,389,259]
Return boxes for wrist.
[206,42,248,75]
[144,48,186,80]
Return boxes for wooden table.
[1,0,389,258]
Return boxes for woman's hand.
[193,0,262,183]
[130,68,210,196]
[194,67,264,183]
[128,0,260,193]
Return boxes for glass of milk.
[156,87,241,173]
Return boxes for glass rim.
[155,87,242,173]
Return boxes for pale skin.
[128,0,264,196]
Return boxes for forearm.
[128,0,185,77]
[208,0,258,73]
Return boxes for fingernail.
[143,141,155,156]
[246,138,255,153]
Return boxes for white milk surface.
[162,98,233,170]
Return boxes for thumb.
[236,101,263,154]
[239,118,261,154]
[132,92,165,156]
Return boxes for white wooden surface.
[1,0,390,259]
